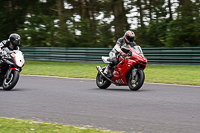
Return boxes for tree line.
[0,0,200,48]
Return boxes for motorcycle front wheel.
[128,69,145,91]
[96,72,111,89]
[3,70,19,91]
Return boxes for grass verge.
[0,117,119,133]
[21,61,200,86]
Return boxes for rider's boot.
[104,64,112,76]
[104,57,117,77]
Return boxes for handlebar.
[2,47,15,54]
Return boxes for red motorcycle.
[96,46,147,91]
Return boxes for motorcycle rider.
[0,33,21,57]
[104,30,136,75]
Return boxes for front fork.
[5,66,18,80]
[131,68,137,80]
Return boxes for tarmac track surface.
[0,75,200,133]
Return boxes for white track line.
[21,75,200,88]
[21,75,95,80]
[144,82,200,88]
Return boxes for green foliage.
[166,17,200,47]
[135,20,167,47]
[134,0,200,47]
[146,20,167,47]
[56,24,77,47]
[0,0,37,41]
[77,18,96,47]
[18,15,58,47]
[97,22,115,48]
[0,0,200,47]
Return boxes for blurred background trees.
[0,0,199,47]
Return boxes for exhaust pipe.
[96,66,116,84]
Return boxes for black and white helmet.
[9,33,21,47]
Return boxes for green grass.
[21,61,103,79]
[21,61,200,86]
[144,65,200,86]
[0,118,119,133]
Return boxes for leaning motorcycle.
[96,46,147,91]
[0,48,25,90]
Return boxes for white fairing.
[102,56,111,64]
[12,50,25,67]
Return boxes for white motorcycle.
[0,48,25,90]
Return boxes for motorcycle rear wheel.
[3,70,19,91]
[128,69,145,91]
[96,72,111,89]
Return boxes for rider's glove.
[119,51,126,57]
[127,51,132,56]
[2,51,7,55]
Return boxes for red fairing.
[129,47,147,70]
[111,47,147,85]
[22,60,25,67]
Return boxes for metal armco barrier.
[20,47,200,65]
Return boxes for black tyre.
[128,69,145,91]
[96,72,111,89]
[3,70,19,91]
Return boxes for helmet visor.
[127,36,134,43]
[13,39,20,46]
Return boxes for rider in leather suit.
[0,33,21,57]
[104,30,136,75]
